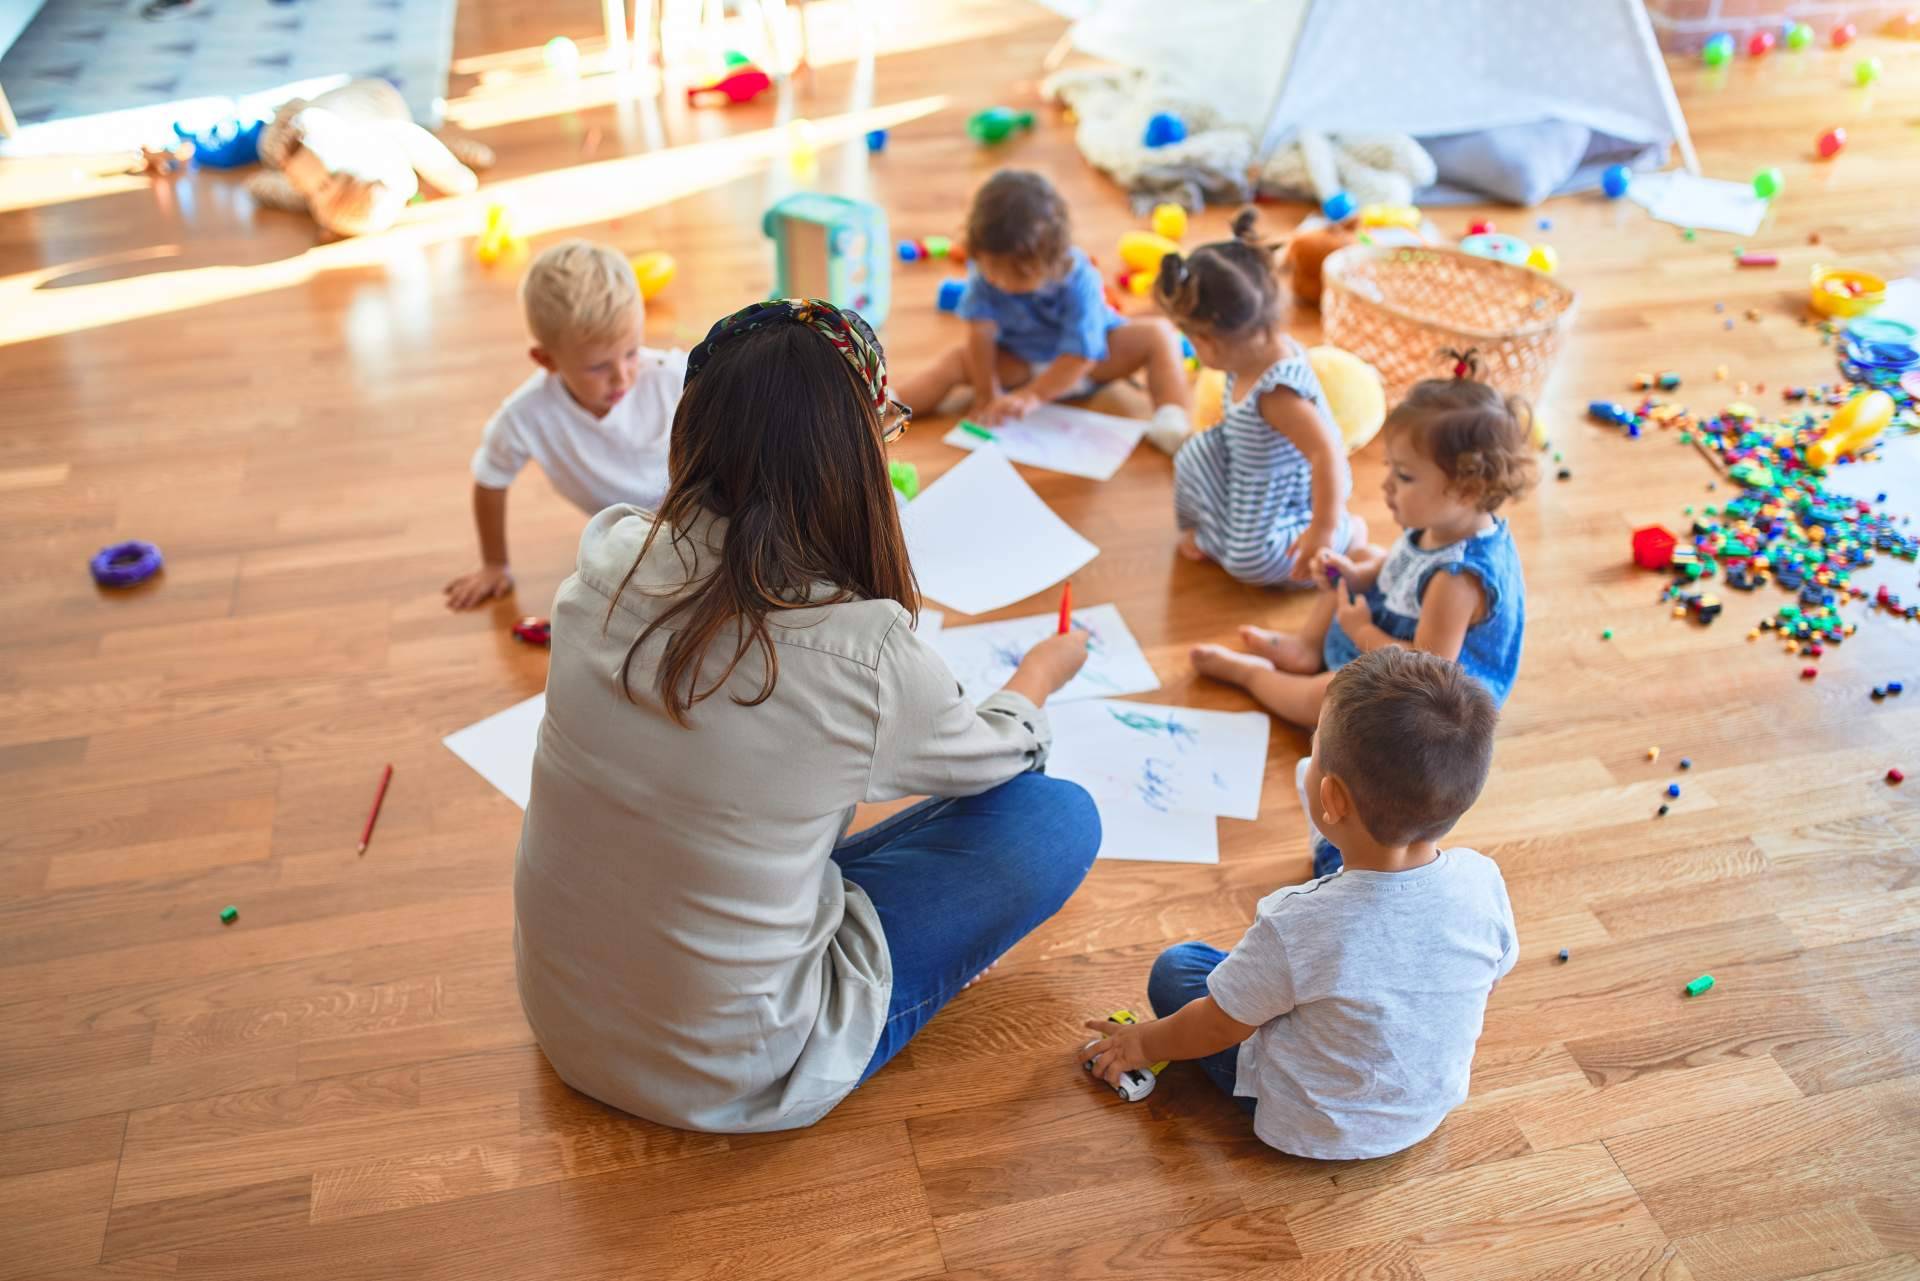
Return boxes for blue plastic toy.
[1321,190,1355,222]
[866,129,888,152]
[1602,164,1631,199]
[937,278,966,313]
[762,193,891,326]
[1143,112,1186,148]
[897,240,920,262]
[173,117,264,168]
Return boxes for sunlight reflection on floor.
[0,94,947,348]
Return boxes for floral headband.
[684,298,911,442]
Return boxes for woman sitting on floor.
[513,298,1102,1133]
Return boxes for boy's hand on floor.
[1080,1018,1154,1087]
[444,564,514,611]
[979,391,1038,425]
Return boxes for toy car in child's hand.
[512,616,551,647]
[1082,1009,1167,1103]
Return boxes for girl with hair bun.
[1155,209,1362,585]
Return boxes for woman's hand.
[1080,1018,1154,1088]
[1002,630,1090,705]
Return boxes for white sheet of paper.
[942,403,1146,481]
[1090,797,1219,863]
[1873,276,1920,330]
[1817,433,1917,508]
[902,447,1098,615]
[914,609,945,639]
[1627,171,1768,236]
[930,602,1159,704]
[443,693,545,809]
[1045,699,1271,821]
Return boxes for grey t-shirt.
[1207,849,1517,1160]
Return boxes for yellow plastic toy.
[1119,229,1180,274]
[1150,202,1188,241]
[1191,346,1385,454]
[1309,345,1386,452]
[1127,270,1156,296]
[630,250,677,300]
[1525,244,1560,274]
[1808,265,1886,318]
[1806,390,1894,469]
[1358,203,1421,230]
[476,204,527,266]
[1193,366,1227,429]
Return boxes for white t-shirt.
[1207,848,1518,1160]
[471,352,687,515]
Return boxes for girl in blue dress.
[1193,351,1537,730]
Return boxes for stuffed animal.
[248,79,494,238]
[1045,69,1253,211]
[1258,130,1435,210]
[1286,222,1356,308]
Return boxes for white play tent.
[1059,0,1697,192]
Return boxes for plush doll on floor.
[248,79,496,238]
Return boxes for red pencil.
[357,764,393,855]
[1057,581,1073,634]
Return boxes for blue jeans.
[1149,941,1255,1113]
[833,773,1101,1083]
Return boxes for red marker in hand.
[1058,581,1073,634]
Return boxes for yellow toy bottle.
[1806,390,1893,469]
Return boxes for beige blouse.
[514,506,1052,1132]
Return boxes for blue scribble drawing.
[1106,707,1200,752]
[1137,757,1178,812]
[988,640,1026,671]
[1212,769,1228,790]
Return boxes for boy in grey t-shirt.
[1083,648,1518,1159]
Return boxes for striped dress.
[1173,346,1337,585]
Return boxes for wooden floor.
[3,3,1919,1278]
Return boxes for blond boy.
[445,240,686,610]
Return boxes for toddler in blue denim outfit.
[896,170,1190,443]
[1193,350,1535,721]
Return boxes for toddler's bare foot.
[1239,625,1322,675]
[1177,529,1210,562]
[1191,644,1276,689]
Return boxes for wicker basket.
[1320,245,1578,404]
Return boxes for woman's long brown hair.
[607,322,918,726]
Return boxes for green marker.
[219,905,238,924]
[1684,974,1714,997]
[958,420,994,441]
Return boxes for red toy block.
[1632,524,1678,570]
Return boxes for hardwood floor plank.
[1674,1201,1888,1281]
[100,1177,313,1263]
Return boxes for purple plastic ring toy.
[90,540,164,588]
